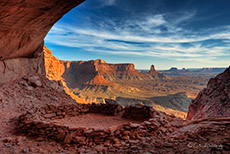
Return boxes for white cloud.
[45,11,230,66]
[136,15,166,31]
[48,24,230,44]
[224,40,230,43]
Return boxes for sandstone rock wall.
[0,0,85,60]
[44,46,65,81]
[0,0,85,85]
[187,67,230,120]
[0,53,45,85]
[16,103,230,153]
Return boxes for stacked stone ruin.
[17,99,180,150]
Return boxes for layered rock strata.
[44,46,167,89]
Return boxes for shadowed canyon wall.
[187,67,230,120]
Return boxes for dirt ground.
[52,113,143,129]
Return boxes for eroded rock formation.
[44,47,176,107]
[147,64,166,79]
[148,65,158,75]
[187,67,230,120]
[44,47,166,88]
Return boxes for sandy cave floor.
[52,113,143,129]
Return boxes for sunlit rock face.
[44,46,64,82]
[0,0,85,85]
[187,67,230,120]
[44,47,167,89]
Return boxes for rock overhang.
[0,0,85,60]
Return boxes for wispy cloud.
[45,7,230,66]
[100,0,116,6]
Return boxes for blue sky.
[45,0,230,70]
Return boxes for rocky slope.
[187,67,230,120]
[116,93,190,118]
[150,92,191,112]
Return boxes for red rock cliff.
[44,47,167,89]
[148,65,158,76]
[44,46,64,81]
[146,65,166,79]
[187,67,230,120]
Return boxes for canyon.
[0,0,230,154]
[44,46,214,118]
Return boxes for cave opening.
[43,0,229,119]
